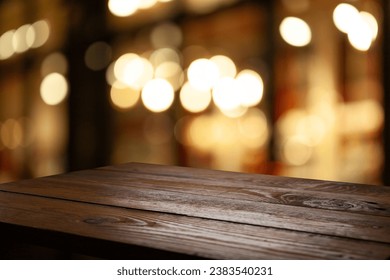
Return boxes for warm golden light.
[333,3,360,34]
[283,136,313,166]
[41,52,68,77]
[151,22,183,49]
[114,53,153,89]
[341,99,383,135]
[142,78,174,112]
[110,81,140,110]
[138,0,158,9]
[0,119,23,150]
[0,30,15,60]
[28,20,50,48]
[238,109,268,148]
[187,58,219,90]
[212,77,240,111]
[155,61,184,91]
[40,73,68,105]
[279,17,311,47]
[108,0,140,17]
[210,55,237,78]
[12,24,31,53]
[360,11,378,41]
[149,48,181,67]
[347,13,373,51]
[235,69,264,107]
[180,81,211,113]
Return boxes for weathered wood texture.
[1,162,390,259]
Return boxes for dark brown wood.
[1,162,390,259]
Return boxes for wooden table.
[0,162,390,259]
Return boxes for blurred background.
[0,0,388,186]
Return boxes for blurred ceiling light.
[40,73,68,105]
[333,3,360,34]
[0,30,15,60]
[28,20,50,48]
[12,24,31,53]
[360,11,378,41]
[296,114,327,146]
[279,17,312,47]
[151,22,183,49]
[114,53,153,89]
[110,81,140,110]
[155,61,184,91]
[188,58,219,90]
[141,78,174,112]
[210,55,237,78]
[187,115,214,151]
[106,62,116,85]
[149,47,181,67]
[341,99,383,135]
[85,41,112,71]
[180,81,211,113]
[347,17,372,51]
[283,136,313,166]
[41,52,68,77]
[108,0,140,17]
[346,11,379,51]
[220,105,247,118]
[238,108,268,149]
[212,77,240,111]
[235,69,264,107]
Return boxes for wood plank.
[1,163,390,243]
[1,191,390,259]
[103,162,390,198]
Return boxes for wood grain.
[1,162,390,259]
[1,163,389,243]
[1,191,390,259]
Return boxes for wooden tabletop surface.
[1,162,390,259]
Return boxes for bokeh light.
[0,119,23,150]
[108,0,140,17]
[85,41,112,71]
[283,136,313,166]
[187,58,219,90]
[149,48,181,67]
[141,78,174,112]
[235,69,264,107]
[180,81,211,113]
[333,3,360,34]
[155,61,184,91]
[212,77,240,111]
[114,53,154,89]
[238,108,268,149]
[279,17,312,47]
[110,81,140,110]
[40,73,69,105]
[41,52,68,77]
[151,22,183,49]
[12,24,31,53]
[28,20,50,48]
[360,11,379,41]
[210,55,237,78]
[0,30,15,60]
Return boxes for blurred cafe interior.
[0,0,389,186]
